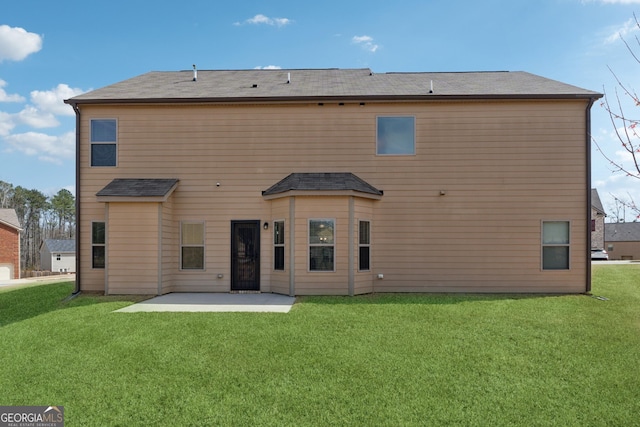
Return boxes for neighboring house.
[605,222,640,260]
[65,68,602,296]
[39,239,76,273]
[591,188,606,249]
[0,208,22,280]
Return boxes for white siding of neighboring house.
[51,253,76,273]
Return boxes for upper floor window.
[91,119,117,167]
[376,116,415,155]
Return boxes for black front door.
[231,220,260,291]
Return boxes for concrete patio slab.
[114,293,296,313]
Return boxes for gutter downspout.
[585,96,597,294]
[71,103,81,296]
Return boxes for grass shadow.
[297,292,580,306]
[0,282,148,327]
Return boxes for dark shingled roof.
[263,173,382,196]
[43,239,76,253]
[66,68,601,105]
[96,179,179,197]
[591,189,606,216]
[605,222,640,242]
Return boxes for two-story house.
[65,68,601,295]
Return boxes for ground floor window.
[542,221,570,270]
[181,221,205,270]
[92,221,105,269]
[359,220,370,271]
[309,219,334,271]
[274,220,285,270]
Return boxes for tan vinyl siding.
[81,205,107,292]
[269,198,290,295]
[161,197,175,293]
[605,241,640,260]
[172,217,229,293]
[291,197,349,295]
[78,99,589,294]
[106,202,159,294]
[354,199,374,294]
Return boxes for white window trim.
[375,115,416,156]
[90,118,118,167]
[541,220,571,271]
[91,221,106,270]
[180,221,205,271]
[358,220,371,272]
[308,218,336,272]
[273,219,285,271]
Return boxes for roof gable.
[66,68,602,105]
[591,189,606,216]
[0,208,21,231]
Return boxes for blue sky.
[2,0,640,219]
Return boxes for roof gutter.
[64,93,601,107]
[585,95,601,293]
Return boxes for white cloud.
[0,79,24,102]
[236,14,292,27]
[4,131,74,164]
[30,84,83,116]
[0,83,85,130]
[352,35,380,53]
[0,25,42,62]
[254,65,282,70]
[15,105,59,128]
[0,111,15,136]
[248,14,272,25]
[603,18,640,44]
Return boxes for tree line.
[0,180,75,271]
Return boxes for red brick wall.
[0,222,20,279]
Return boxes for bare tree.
[0,181,13,208]
[595,13,640,221]
[607,193,636,223]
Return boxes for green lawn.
[0,266,639,426]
